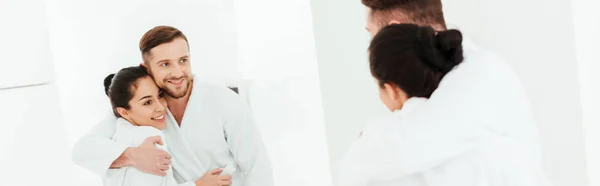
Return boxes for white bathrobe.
[106,118,183,186]
[337,38,550,186]
[72,81,273,186]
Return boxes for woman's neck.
[121,117,139,127]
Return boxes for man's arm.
[220,88,274,186]
[71,113,130,176]
[72,113,171,177]
[109,149,133,168]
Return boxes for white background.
[0,0,54,88]
[0,0,598,186]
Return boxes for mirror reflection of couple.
[72,0,549,186]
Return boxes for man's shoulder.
[461,39,512,70]
[443,44,518,89]
[193,81,238,98]
[191,80,244,111]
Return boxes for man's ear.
[140,62,151,74]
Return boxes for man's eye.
[160,62,169,67]
[158,92,164,98]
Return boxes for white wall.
[572,0,600,186]
[309,0,390,182]
[442,0,587,185]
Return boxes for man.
[72,26,273,186]
[337,0,548,185]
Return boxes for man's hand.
[195,169,233,186]
[126,136,172,176]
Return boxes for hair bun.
[435,29,464,72]
[362,0,413,9]
[104,74,115,96]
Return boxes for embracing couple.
[72,0,549,186]
[72,26,271,186]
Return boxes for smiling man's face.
[145,37,192,99]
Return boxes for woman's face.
[118,76,168,130]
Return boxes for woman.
[338,24,547,186]
[102,66,231,186]
[337,23,463,186]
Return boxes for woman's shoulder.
[114,118,165,144]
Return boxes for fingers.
[151,170,167,177]
[163,158,172,166]
[164,151,172,160]
[157,153,171,171]
[157,158,171,169]
[218,180,232,186]
[141,136,163,147]
[156,165,169,171]
[158,150,171,160]
[219,175,232,180]
[150,136,164,145]
[210,168,223,175]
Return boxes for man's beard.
[163,77,191,99]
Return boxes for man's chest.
[168,115,234,167]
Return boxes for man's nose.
[169,63,184,78]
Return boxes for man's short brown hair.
[139,26,189,64]
[362,0,446,29]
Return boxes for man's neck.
[166,82,193,125]
[431,24,446,32]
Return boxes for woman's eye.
[158,92,164,98]
[144,100,152,105]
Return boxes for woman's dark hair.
[104,65,150,117]
[369,23,463,98]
